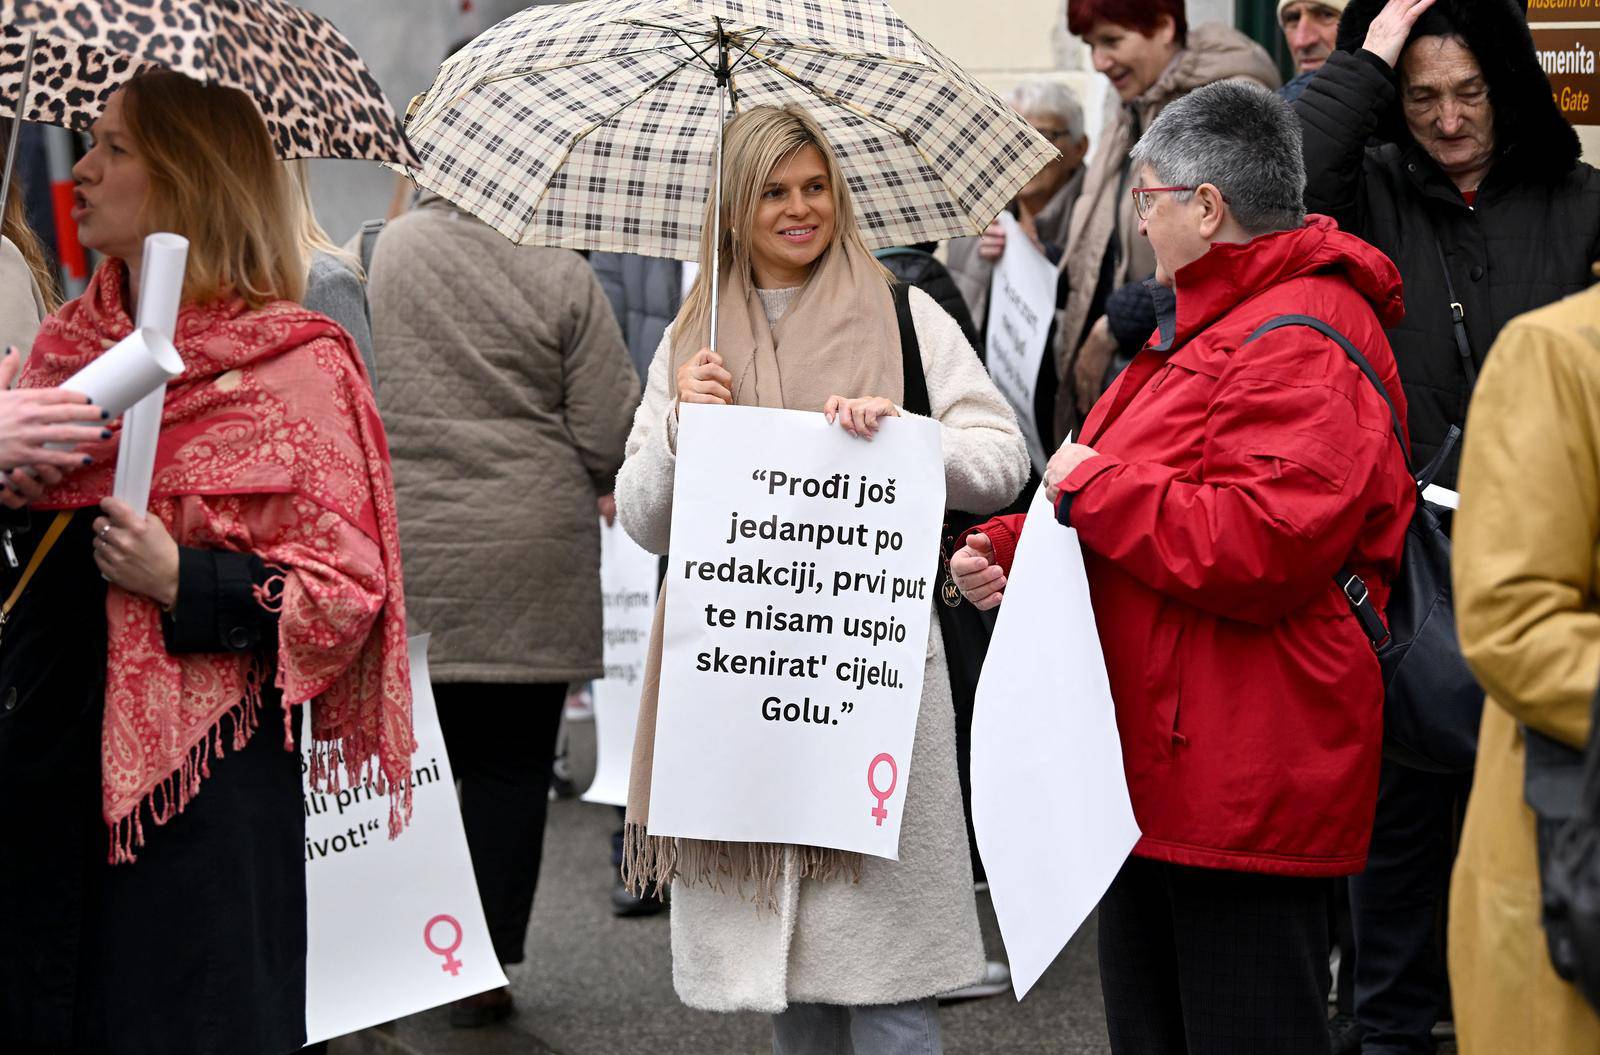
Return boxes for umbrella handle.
[708,73,725,358]
[0,29,38,223]
[707,24,732,359]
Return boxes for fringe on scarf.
[109,663,415,863]
[306,732,414,841]
[621,821,862,912]
[108,671,266,865]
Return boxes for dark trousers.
[1350,759,1470,1054]
[1098,856,1333,1055]
[435,682,565,966]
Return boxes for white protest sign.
[649,403,945,859]
[583,518,660,807]
[984,211,1058,476]
[303,635,507,1044]
[972,487,1140,999]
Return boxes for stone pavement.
[327,720,1457,1055]
[329,719,1110,1055]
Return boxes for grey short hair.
[1007,80,1085,141]
[1128,81,1306,236]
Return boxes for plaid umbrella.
[0,1,415,164]
[402,0,1057,261]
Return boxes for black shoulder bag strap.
[357,218,386,279]
[895,282,931,416]
[1246,314,1412,651]
[1428,225,1478,395]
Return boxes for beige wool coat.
[0,236,45,357]
[615,286,1028,1011]
[1450,283,1600,1054]
[371,196,640,683]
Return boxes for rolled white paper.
[113,390,163,513]
[113,233,190,516]
[135,232,188,340]
[57,328,182,418]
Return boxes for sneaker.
[1328,1012,1363,1055]
[449,986,514,1028]
[611,880,669,918]
[937,960,1011,1003]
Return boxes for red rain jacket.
[979,217,1414,876]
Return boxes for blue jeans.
[772,999,942,1055]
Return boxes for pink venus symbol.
[424,914,464,976]
[867,753,898,826]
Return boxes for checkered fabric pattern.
[0,2,414,165]
[402,0,1057,257]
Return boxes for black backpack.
[1528,683,1600,1013]
[1246,315,1481,773]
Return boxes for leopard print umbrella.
[0,1,415,164]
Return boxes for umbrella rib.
[670,28,720,79]
[740,40,924,67]
[474,43,695,85]
[741,49,992,226]
[415,41,697,133]
[512,52,708,240]
[725,29,767,112]
[615,18,923,68]
[743,50,912,141]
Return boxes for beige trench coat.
[1450,281,1600,1054]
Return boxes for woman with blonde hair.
[615,103,1027,1052]
[0,117,58,353]
[0,118,107,481]
[286,159,377,379]
[0,70,411,1054]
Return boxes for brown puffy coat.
[371,196,639,683]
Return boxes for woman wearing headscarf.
[615,104,1027,1052]
[1295,3,1600,1045]
[0,70,412,1055]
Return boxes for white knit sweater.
[615,285,1028,1012]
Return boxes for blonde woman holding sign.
[615,104,1027,1053]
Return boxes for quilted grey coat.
[370,196,640,683]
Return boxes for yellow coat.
[1450,280,1600,1054]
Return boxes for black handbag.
[1526,684,1600,1014]
[1246,315,1482,773]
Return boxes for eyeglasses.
[1032,126,1078,145]
[1130,185,1194,219]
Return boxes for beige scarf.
[623,240,902,907]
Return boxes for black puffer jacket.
[875,244,981,350]
[1296,0,1600,487]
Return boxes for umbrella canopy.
[0,1,415,164]
[402,0,1057,258]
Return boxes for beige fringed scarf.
[623,240,902,907]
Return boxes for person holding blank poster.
[0,72,413,1055]
[614,105,1027,1051]
[954,83,1413,1054]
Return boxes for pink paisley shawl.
[19,262,414,862]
